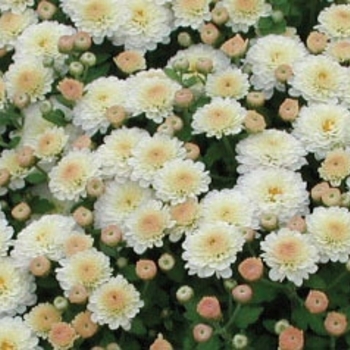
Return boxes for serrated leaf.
[25,171,47,185]
[42,109,68,127]
[235,305,264,329]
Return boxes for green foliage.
[42,109,68,127]
[235,306,264,329]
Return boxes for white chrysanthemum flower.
[13,21,75,71]
[261,228,319,286]
[97,127,148,179]
[0,257,37,317]
[292,103,350,159]
[60,0,130,44]
[128,133,186,187]
[126,70,181,123]
[0,0,34,14]
[245,34,307,98]
[73,77,127,136]
[112,0,173,52]
[289,55,346,103]
[11,215,79,269]
[236,129,307,173]
[24,126,69,163]
[172,0,211,29]
[0,317,40,350]
[306,207,350,263]
[56,248,112,297]
[88,275,144,330]
[0,214,13,256]
[221,0,271,33]
[4,58,53,103]
[182,223,245,278]
[236,168,309,224]
[0,10,37,51]
[200,189,259,229]
[0,77,6,111]
[153,159,211,205]
[205,67,250,100]
[124,199,174,254]
[191,97,246,139]
[49,149,101,201]
[94,180,153,229]
[317,4,350,39]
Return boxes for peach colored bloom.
[73,206,94,227]
[101,225,123,247]
[232,284,253,304]
[68,284,89,304]
[287,216,306,233]
[310,182,330,202]
[324,312,348,336]
[278,326,304,350]
[57,78,84,101]
[306,31,328,54]
[305,290,329,314]
[48,322,79,349]
[200,23,220,45]
[238,257,264,282]
[11,202,31,221]
[135,259,157,281]
[63,234,93,257]
[113,50,146,74]
[149,333,173,350]
[72,311,99,339]
[279,98,299,122]
[196,296,222,320]
[321,187,341,207]
[220,34,248,58]
[29,255,51,277]
[193,323,213,343]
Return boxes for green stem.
[224,303,242,331]
[35,164,48,176]
[222,137,235,159]
[330,336,336,350]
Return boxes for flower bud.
[69,61,84,77]
[278,98,299,122]
[53,296,69,311]
[29,255,51,277]
[68,284,89,304]
[86,177,105,197]
[275,319,290,335]
[200,23,220,45]
[177,32,192,47]
[172,57,189,72]
[220,34,248,58]
[321,187,341,207]
[165,115,183,131]
[73,134,92,150]
[275,64,293,83]
[287,215,306,233]
[246,91,265,108]
[211,4,229,25]
[58,35,74,54]
[324,312,348,336]
[196,58,213,74]
[136,259,157,281]
[232,334,248,349]
[13,93,30,109]
[278,326,304,350]
[232,284,253,304]
[113,50,146,74]
[193,324,213,343]
[271,10,284,23]
[150,334,173,350]
[158,253,175,271]
[80,52,96,67]
[72,311,99,339]
[174,88,194,109]
[157,123,174,136]
[176,285,194,303]
[74,32,92,52]
[260,213,278,231]
[0,168,10,187]
[73,206,94,227]
[341,192,350,207]
[196,296,222,320]
[184,142,200,160]
[243,110,266,133]
[242,227,256,242]
[223,278,237,291]
[101,225,122,247]
[305,290,329,314]
[306,31,328,54]
[40,100,53,115]
[16,146,35,167]
[57,78,84,102]
[311,181,330,202]
[11,202,31,221]
[238,257,264,282]
[37,1,57,20]
[106,343,122,350]
[106,105,128,127]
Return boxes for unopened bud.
[135,259,157,281]
[196,58,213,74]
[74,32,92,52]
[157,123,174,136]
[271,10,284,23]
[220,34,249,58]
[13,93,30,109]
[149,334,173,350]
[243,110,266,133]
[37,1,57,20]
[193,324,213,343]
[158,253,175,271]
[73,206,93,227]
[101,225,122,247]
[184,142,200,160]
[278,98,299,122]
[275,319,290,335]
[238,257,264,282]
[53,296,68,311]
[174,88,194,109]
[58,35,74,54]
[177,32,192,47]
[341,192,350,207]
[242,227,256,242]
[223,278,237,291]
[116,257,128,269]
[40,100,53,115]
[211,4,229,25]
[176,285,194,303]
[321,187,341,207]
[200,23,220,45]
[73,134,92,150]
[80,52,96,67]
[68,284,89,304]
[11,202,31,221]
[29,255,51,277]
[106,343,122,350]
[165,115,183,131]
[260,213,278,231]
[311,182,330,202]
[172,57,189,72]
[275,64,293,83]
[0,169,10,187]
[106,105,127,127]
[16,146,35,167]
[306,31,328,54]
[287,216,306,233]
[232,284,253,304]
[113,50,146,74]
[69,61,84,77]
[86,178,105,197]
[246,91,265,108]
[57,78,84,102]
[232,334,248,349]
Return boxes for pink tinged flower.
[135,259,157,281]
[278,326,304,350]
[238,257,264,282]
[232,284,253,304]
[304,290,329,314]
[48,322,79,350]
[193,323,213,343]
[196,296,222,320]
[324,312,348,336]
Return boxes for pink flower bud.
[174,88,194,109]
[243,110,266,133]
[184,142,200,160]
[150,334,173,350]
[0,168,10,187]
[73,206,94,227]
[165,115,184,131]
[278,98,299,122]
[16,146,35,167]
[58,35,75,54]
[29,255,51,277]
[200,23,220,45]
[306,31,328,54]
[305,290,329,314]
[37,1,57,20]
[274,64,293,83]
[73,31,92,52]
[311,182,330,202]
[287,216,306,233]
[211,4,229,25]
[196,58,213,74]
[57,78,84,102]
[321,187,342,207]
[11,202,31,221]
[196,296,222,320]
[324,312,348,336]
[136,259,157,281]
[232,284,253,304]
[193,324,213,343]
[86,177,105,198]
[13,93,30,109]
[220,34,248,58]
[278,326,304,350]
[246,91,265,108]
[68,284,89,304]
[238,257,264,282]
[101,225,123,247]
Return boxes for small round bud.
[13,93,30,109]
[157,123,174,136]
[304,290,329,314]
[113,50,146,74]
[246,91,265,108]
[306,31,328,54]
[101,225,122,247]
[165,115,183,132]
[311,181,330,202]
[0,168,10,187]
[196,296,222,320]
[200,23,220,45]
[16,146,35,167]
[243,110,266,133]
[238,257,264,282]
[271,10,284,23]
[232,334,248,349]
[73,134,92,150]
[177,32,192,47]
[274,64,293,83]
[232,284,253,304]
[106,105,128,127]
[136,259,157,281]
[223,278,237,291]
[68,284,89,304]
[11,202,31,221]
[260,213,278,231]
[37,1,57,20]
[86,178,105,198]
[279,98,299,122]
[69,61,84,77]
[242,228,256,242]
[174,88,194,109]
[116,257,128,269]
[324,312,348,336]
[149,334,173,350]
[287,216,306,233]
[74,32,92,52]
[29,255,51,277]
[321,187,341,207]
[274,319,290,335]
[53,296,69,311]
[57,78,84,102]
[91,347,104,350]
[73,206,94,227]
[278,326,304,350]
[80,52,96,67]
[211,4,229,25]
[158,253,175,271]
[58,35,74,54]
[220,34,248,58]
[176,285,194,303]
[184,142,200,160]
[172,57,190,72]
[196,58,213,74]
[40,100,53,115]
[193,324,213,343]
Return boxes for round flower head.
[153,158,211,205]
[4,58,53,103]
[0,316,40,350]
[11,215,79,269]
[94,180,152,229]
[72,311,99,339]
[289,55,346,103]
[0,0,34,14]
[124,199,174,254]
[0,257,37,317]
[205,67,250,100]
[49,149,101,202]
[326,40,350,64]
[48,322,78,350]
[0,212,14,256]
[221,0,271,33]
[191,97,246,139]
[319,148,350,186]
[304,290,329,314]
[199,189,258,229]
[129,133,186,187]
[97,127,148,179]
[60,0,130,44]
[0,10,37,51]
[278,326,304,350]
[113,50,146,74]
[236,129,307,173]
[260,228,319,286]
[324,312,348,337]
[245,34,307,98]
[182,223,246,278]
[317,4,350,39]
[172,0,211,29]
[126,69,181,123]
[306,206,350,263]
[56,248,112,297]
[73,77,127,135]
[292,103,350,159]
[25,303,62,339]
[112,0,173,52]
[88,275,144,330]
[236,167,309,224]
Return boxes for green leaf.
[85,62,111,84]
[8,136,21,149]
[98,242,118,258]
[130,318,147,336]
[291,305,308,330]
[0,110,21,126]
[195,336,221,350]
[235,306,264,329]
[204,142,225,167]
[42,109,68,127]
[183,76,200,88]
[307,313,327,336]
[303,274,327,290]
[25,171,47,185]
[164,67,182,84]
[30,198,55,214]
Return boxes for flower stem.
[330,336,336,350]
